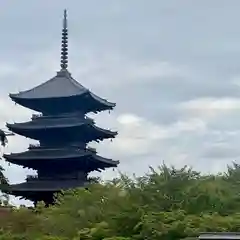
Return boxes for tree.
[0,164,9,206]
[0,129,8,147]
[0,165,8,186]
[1,163,240,239]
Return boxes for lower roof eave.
[5,180,88,193]
[3,152,91,160]
[3,153,119,168]
[6,122,117,142]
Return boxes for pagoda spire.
[60,9,68,70]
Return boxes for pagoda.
[2,10,119,205]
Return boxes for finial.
[60,9,68,70]
[63,9,67,29]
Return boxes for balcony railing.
[29,144,40,149]
[31,112,94,121]
[87,147,96,152]
[31,113,42,119]
[26,175,38,181]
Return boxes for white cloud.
[180,97,240,110]
[178,97,240,120]
[0,64,19,78]
[94,113,207,160]
[231,75,240,87]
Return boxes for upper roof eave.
[9,90,115,109]
[9,90,88,100]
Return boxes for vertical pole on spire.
[60,9,68,70]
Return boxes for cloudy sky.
[1,0,240,205]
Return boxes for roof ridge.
[68,73,88,90]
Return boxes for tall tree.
[0,129,8,147]
[0,165,8,186]
[0,164,9,206]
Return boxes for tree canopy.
[1,163,240,239]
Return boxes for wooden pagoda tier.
[4,179,88,204]
[2,10,119,205]
[6,114,117,143]
[4,147,119,171]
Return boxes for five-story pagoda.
[2,10,119,205]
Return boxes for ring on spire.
[61,9,68,70]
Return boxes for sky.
[1,0,240,205]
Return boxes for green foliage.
[0,164,9,206]
[1,163,240,239]
[0,165,8,186]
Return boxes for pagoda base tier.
[3,179,88,205]
[15,191,56,205]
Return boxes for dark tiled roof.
[6,118,117,141]
[7,115,92,129]
[7,115,117,132]
[4,148,119,166]
[9,70,115,108]
[11,70,87,99]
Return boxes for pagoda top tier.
[9,10,115,114]
[9,69,115,114]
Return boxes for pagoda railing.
[31,114,42,119]
[28,174,88,181]
[32,112,94,122]
[26,175,38,181]
[29,143,92,150]
[29,143,40,149]
[87,147,96,153]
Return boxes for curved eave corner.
[89,92,116,109]
[3,154,10,160]
[9,92,31,100]
[9,93,18,98]
[9,93,30,107]
[111,131,118,138]
[6,123,12,131]
[3,153,33,161]
[9,93,19,102]
[5,123,22,135]
[94,126,118,137]
[6,123,15,131]
[95,155,119,167]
